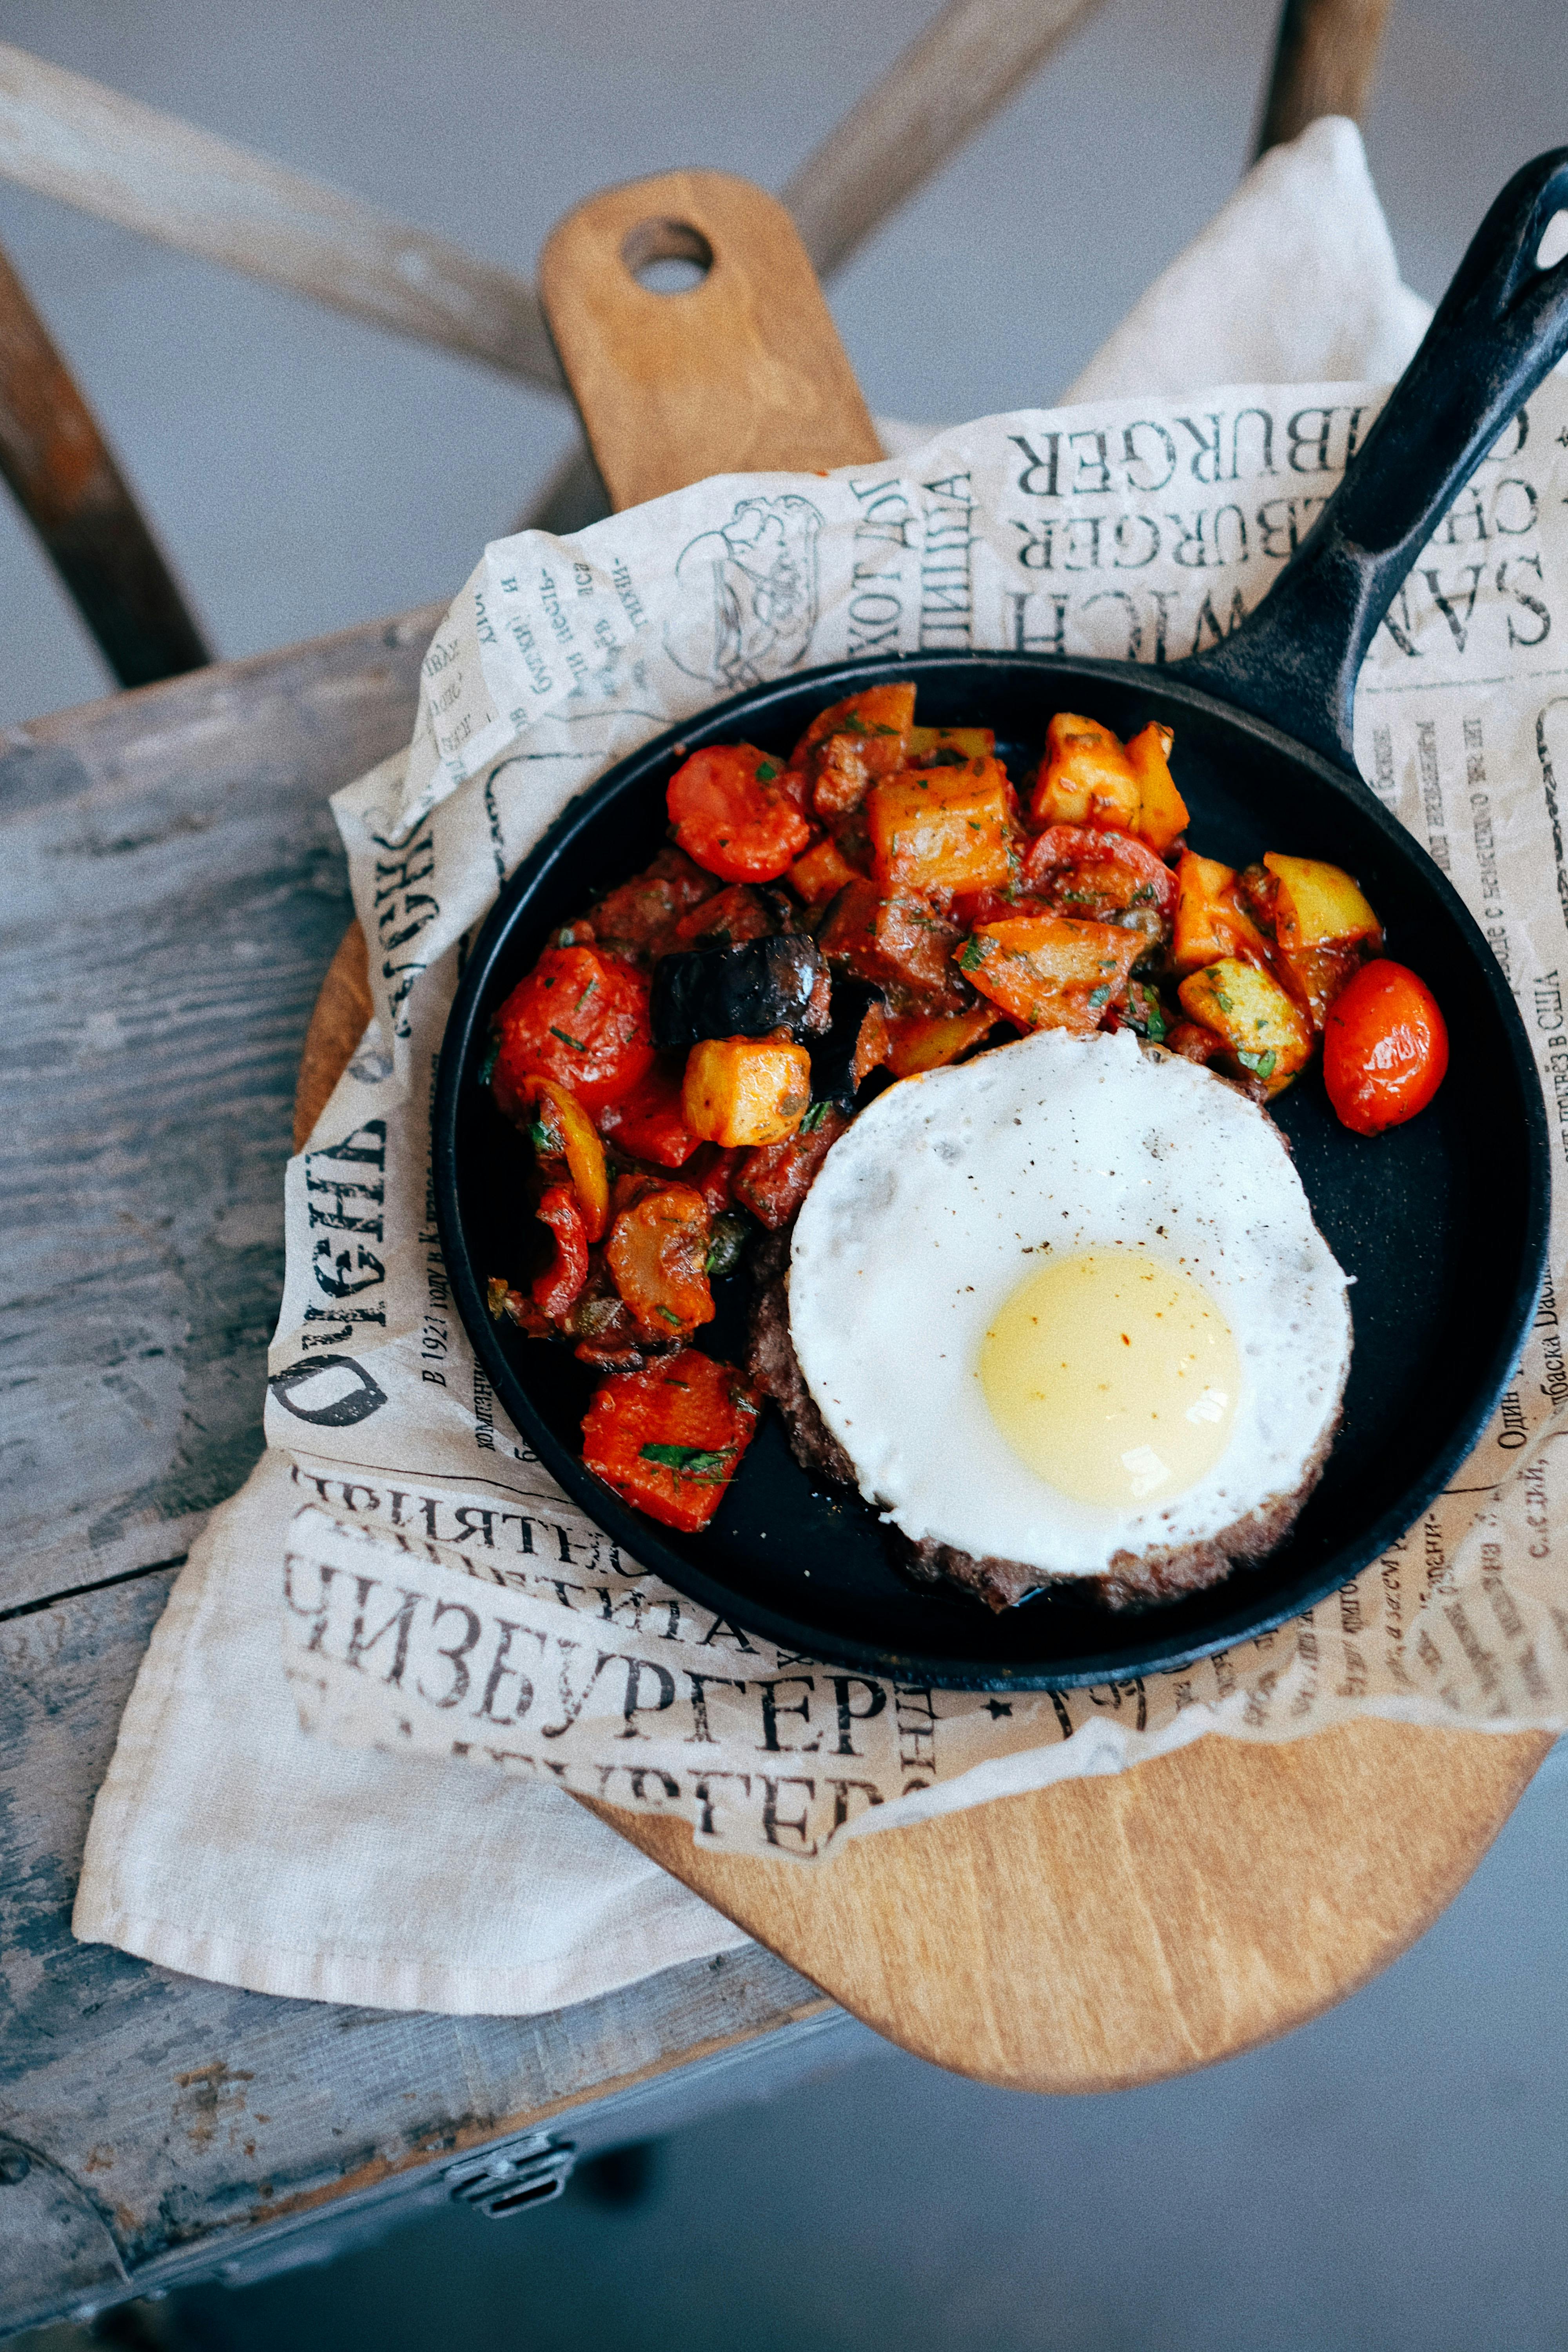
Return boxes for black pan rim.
[434,648,1551,1691]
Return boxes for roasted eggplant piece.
[808,976,888,1109]
[650,934,829,1049]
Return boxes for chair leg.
[1253,0,1397,160]
[0,236,209,688]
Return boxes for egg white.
[787,1025,1352,1580]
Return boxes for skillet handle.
[1187,147,1568,769]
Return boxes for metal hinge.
[444,2132,576,2218]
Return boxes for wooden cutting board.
[294,172,1550,2093]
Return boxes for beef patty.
[745,1236,1342,1615]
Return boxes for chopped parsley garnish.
[1237,1047,1278,1079]
[1142,996,1167,1042]
[756,758,780,782]
[526,1117,559,1154]
[639,1442,736,1480]
[799,1100,832,1132]
[957,937,987,972]
[654,1304,684,1328]
[1087,982,1114,1008]
[548,1025,587,1051]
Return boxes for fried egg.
[788,1025,1352,1584]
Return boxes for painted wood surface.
[1,611,854,2324]
[0,606,441,1616]
[0,1564,845,2315]
[0,234,208,686]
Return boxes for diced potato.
[682,1035,812,1146]
[1172,851,1272,976]
[1125,722,1190,857]
[1264,854,1382,947]
[885,1006,1000,1077]
[1177,957,1313,1094]
[793,683,916,773]
[1263,855,1382,1028]
[906,725,996,766]
[868,758,1014,897]
[512,1075,609,1240]
[961,914,1142,1034]
[1030,713,1140,831]
[785,835,861,903]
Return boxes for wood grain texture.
[538,172,882,511]
[0,236,208,686]
[1254,0,1396,156]
[591,1724,1551,2091]
[0,1566,853,2303]
[0,604,440,1615]
[782,0,1109,281]
[0,42,562,390]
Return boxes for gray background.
[5,3,1567,2346]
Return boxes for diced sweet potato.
[597,1058,701,1169]
[1172,852,1273,976]
[1125,722,1190,856]
[682,1036,812,1146]
[961,914,1142,1033]
[505,1074,610,1240]
[733,1107,850,1229]
[884,1006,1000,1077]
[785,835,862,904]
[1030,713,1140,831]
[906,724,996,766]
[1177,956,1313,1094]
[868,758,1014,897]
[581,1347,762,1533]
[793,682,916,772]
[605,1184,715,1340]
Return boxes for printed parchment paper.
[270,381,1568,1860]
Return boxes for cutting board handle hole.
[621,217,713,294]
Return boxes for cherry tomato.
[666,744,812,883]
[1323,959,1448,1134]
[1021,823,1178,915]
[493,944,653,1115]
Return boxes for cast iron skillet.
[435,152,1568,1690]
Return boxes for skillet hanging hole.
[1534,211,1568,272]
[622,218,713,295]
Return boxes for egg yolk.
[978,1249,1240,1508]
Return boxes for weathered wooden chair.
[0,0,1390,688]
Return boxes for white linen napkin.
[73,118,1432,2013]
